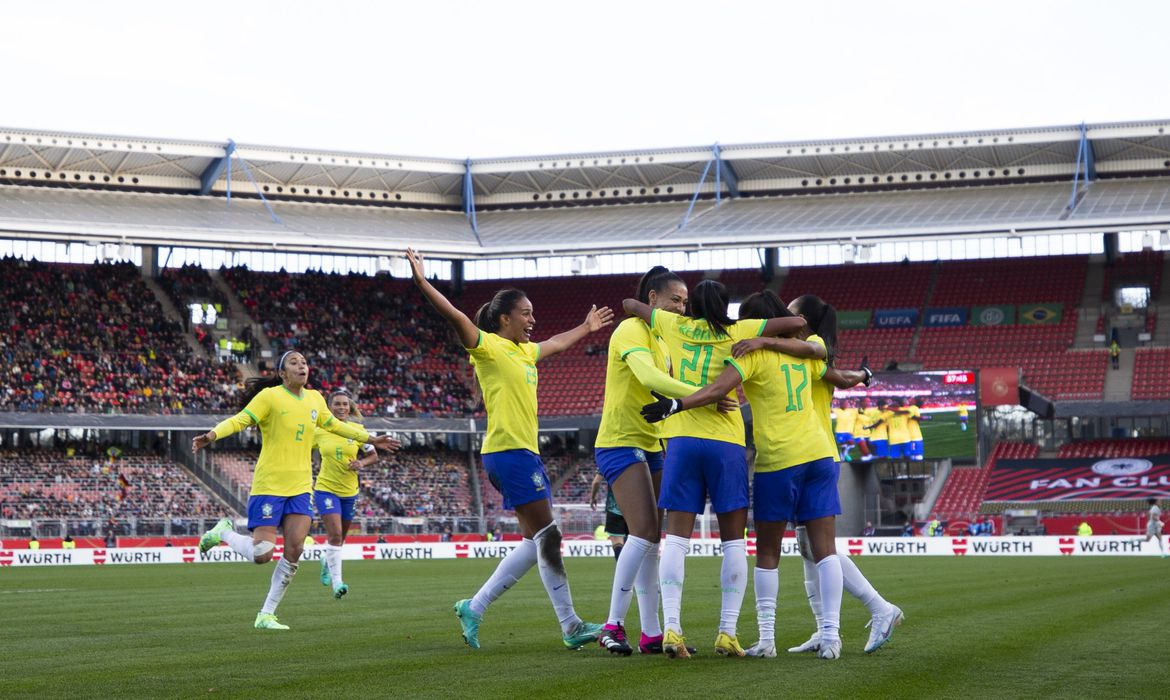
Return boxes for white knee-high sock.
[635,544,662,638]
[470,538,537,615]
[659,534,689,634]
[802,555,823,631]
[719,539,747,635]
[816,555,843,642]
[840,554,888,616]
[533,522,581,634]
[754,566,778,644]
[221,529,256,560]
[260,557,298,614]
[607,535,654,626]
[325,544,343,585]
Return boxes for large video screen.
[830,370,977,462]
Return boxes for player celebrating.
[193,351,399,630]
[406,247,612,651]
[886,398,912,460]
[314,390,380,599]
[902,397,927,461]
[865,399,892,460]
[833,400,858,461]
[624,281,805,658]
[851,398,873,462]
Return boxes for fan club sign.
[986,455,1170,501]
[0,536,1163,566]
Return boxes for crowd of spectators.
[0,257,241,413]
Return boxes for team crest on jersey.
[310,409,319,422]
[325,497,334,509]
[261,503,274,519]
[531,472,545,491]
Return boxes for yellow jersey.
[597,317,671,451]
[469,331,540,454]
[888,411,911,445]
[806,335,840,460]
[958,405,969,418]
[727,349,833,472]
[906,405,923,441]
[651,308,765,446]
[314,426,375,497]
[834,407,858,435]
[212,386,370,497]
[852,407,871,438]
[869,409,892,441]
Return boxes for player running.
[193,351,399,630]
[313,390,381,599]
[624,281,805,659]
[406,247,612,651]
[1135,497,1166,557]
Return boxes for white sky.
[4,0,1169,159]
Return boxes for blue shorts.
[910,440,924,456]
[314,490,358,520]
[870,439,890,459]
[888,442,908,459]
[595,447,665,484]
[482,449,551,510]
[658,437,748,514]
[247,493,313,530]
[835,432,852,443]
[752,458,841,523]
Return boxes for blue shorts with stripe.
[752,458,841,523]
[482,449,552,510]
[658,437,748,515]
[247,493,312,530]
[314,490,358,520]
[870,439,890,459]
[595,446,665,484]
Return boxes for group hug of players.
[192,249,904,659]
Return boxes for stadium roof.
[1,119,1168,259]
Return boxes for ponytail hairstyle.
[635,265,685,305]
[687,279,733,339]
[329,389,362,423]
[474,288,527,333]
[737,289,793,321]
[239,350,298,410]
[791,294,840,367]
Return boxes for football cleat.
[864,604,904,653]
[639,633,697,655]
[454,599,482,649]
[817,637,842,660]
[253,612,289,630]
[598,623,633,656]
[332,582,348,600]
[199,518,233,554]
[787,631,822,653]
[714,632,746,657]
[563,621,604,650]
[745,641,777,658]
[662,629,692,659]
[320,557,331,587]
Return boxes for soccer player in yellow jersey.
[851,398,873,462]
[595,266,726,656]
[192,351,399,630]
[833,402,858,460]
[314,390,380,599]
[902,398,926,461]
[406,248,614,651]
[958,403,970,431]
[865,399,893,459]
[625,282,806,658]
[886,398,913,460]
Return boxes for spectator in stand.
[860,521,876,537]
[902,520,915,537]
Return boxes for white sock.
[607,535,654,627]
[221,529,256,560]
[719,539,747,636]
[471,538,537,615]
[325,544,343,586]
[260,557,298,615]
[816,555,843,642]
[840,554,888,616]
[802,555,823,632]
[635,544,662,638]
[659,534,689,634]
[754,566,778,644]
[533,522,581,635]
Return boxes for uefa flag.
[1019,303,1063,325]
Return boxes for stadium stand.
[1101,250,1163,301]
[1132,347,1170,400]
[1055,438,1170,458]
[932,441,1038,520]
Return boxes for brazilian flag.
[1019,303,1063,324]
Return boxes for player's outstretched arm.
[731,336,826,360]
[641,364,743,423]
[621,298,652,323]
[760,316,808,337]
[406,247,479,349]
[825,367,871,389]
[538,304,614,359]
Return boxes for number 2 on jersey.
[780,363,808,412]
[679,342,713,386]
[295,423,305,441]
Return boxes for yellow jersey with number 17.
[651,308,765,446]
[211,386,370,497]
[726,349,833,472]
[314,427,376,497]
[468,331,541,455]
[806,335,841,460]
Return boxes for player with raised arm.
[406,248,613,651]
[886,398,912,461]
[624,281,805,659]
[193,351,399,630]
[314,390,380,599]
[864,399,892,460]
[902,397,928,461]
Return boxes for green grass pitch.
[1,556,1166,698]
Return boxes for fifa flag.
[1019,303,1063,325]
[971,305,1015,326]
[979,367,1019,406]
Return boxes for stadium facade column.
[1104,232,1118,265]
[762,247,777,283]
[141,245,159,278]
[452,259,464,296]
